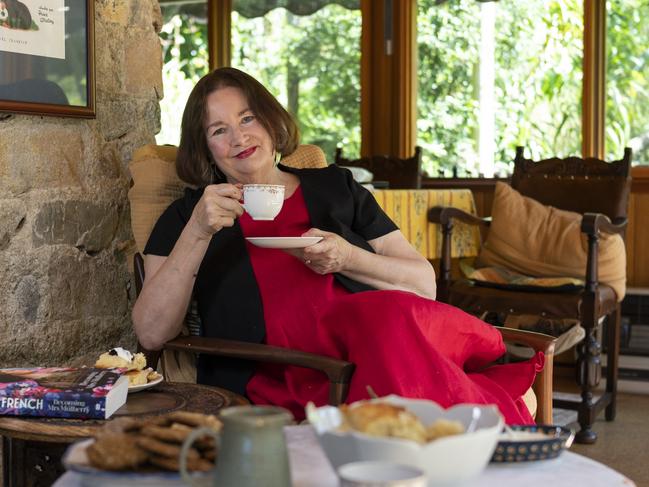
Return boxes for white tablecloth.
[54,425,635,487]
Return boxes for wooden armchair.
[334,146,423,189]
[128,143,556,420]
[129,143,355,405]
[429,146,632,443]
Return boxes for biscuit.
[149,454,214,472]
[136,436,200,460]
[87,433,149,471]
[87,411,219,474]
[141,424,191,444]
[167,411,222,431]
[202,448,217,462]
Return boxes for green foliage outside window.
[417,0,583,177]
[157,4,210,146]
[606,0,649,165]
[156,1,649,170]
[156,1,361,160]
[231,5,362,160]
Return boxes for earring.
[274,151,282,167]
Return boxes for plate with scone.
[95,347,164,393]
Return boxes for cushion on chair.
[129,145,186,254]
[128,143,328,254]
[477,182,626,301]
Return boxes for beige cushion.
[128,143,328,254]
[478,182,626,300]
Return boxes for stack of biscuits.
[87,411,221,472]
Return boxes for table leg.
[2,436,68,487]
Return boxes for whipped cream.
[108,347,134,362]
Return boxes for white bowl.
[338,461,427,487]
[306,395,503,487]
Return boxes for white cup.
[338,461,427,487]
[242,184,285,221]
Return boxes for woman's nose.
[230,126,249,146]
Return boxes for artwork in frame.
[0,0,95,118]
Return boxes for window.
[231,1,361,159]
[606,0,649,165]
[157,2,209,146]
[417,0,583,177]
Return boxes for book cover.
[0,367,128,419]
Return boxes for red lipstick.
[236,147,257,159]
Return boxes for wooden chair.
[334,146,423,189]
[129,143,556,419]
[429,146,632,443]
[129,143,354,405]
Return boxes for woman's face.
[204,86,275,184]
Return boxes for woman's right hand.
[188,183,244,239]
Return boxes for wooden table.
[0,382,247,487]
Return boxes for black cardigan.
[145,164,397,395]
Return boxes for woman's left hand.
[300,228,354,274]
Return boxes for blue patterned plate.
[490,425,574,463]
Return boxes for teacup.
[242,184,285,220]
[338,461,427,487]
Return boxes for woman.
[133,67,542,424]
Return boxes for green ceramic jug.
[180,405,293,487]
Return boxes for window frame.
[207,0,606,166]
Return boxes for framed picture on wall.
[0,0,95,118]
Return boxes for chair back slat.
[511,146,632,221]
[334,147,423,189]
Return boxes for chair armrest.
[164,336,356,405]
[428,206,490,228]
[165,336,354,383]
[496,327,556,425]
[496,327,556,356]
[427,206,489,302]
[581,213,627,237]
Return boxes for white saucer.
[128,375,163,394]
[245,236,323,249]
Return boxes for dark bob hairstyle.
[176,67,300,186]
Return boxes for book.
[0,367,128,419]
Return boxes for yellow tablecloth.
[373,189,480,260]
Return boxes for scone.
[95,347,147,372]
[426,418,465,441]
[125,368,162,386]
[125,368,152,386]
[341,402,427,443]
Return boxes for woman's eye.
[212,127,226,136]
[242,115,255,124]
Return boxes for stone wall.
[0,0,163,367]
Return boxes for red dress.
[239,186,543,424]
